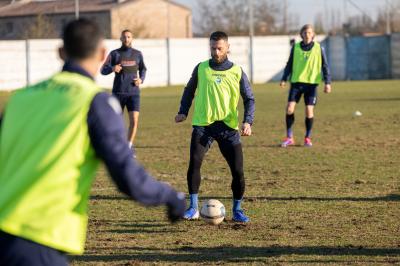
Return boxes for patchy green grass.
[1,80,400,265]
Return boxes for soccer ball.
[200,199,225,225]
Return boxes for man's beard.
[212,54,227,63]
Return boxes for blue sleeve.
[100,51,115,75]
[321,47,332,84]
[240,70,255,125]
[87,92,178,206]
[281,46,294,82]
[138,52,147,83]
[178,64,199,116]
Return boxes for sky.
[173,0,390,32]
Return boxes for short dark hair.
[210,31,228,42]
[62,19,103,60]
[121,29,133,35]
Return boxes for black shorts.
[114,94,140,112]
[192,121,241,149]
[288,83,318,106]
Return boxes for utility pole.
[166,0,171,86]
[248,0,254,84]
[386,0,391,35]
[283,0,287,33]
[75,0,79,19]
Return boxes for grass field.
[1,80,399,265]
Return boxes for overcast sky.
[174,0,390,32]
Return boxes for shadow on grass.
[91,194,400,202]
[70,245,400,263]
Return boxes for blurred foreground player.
[0,19,185,266]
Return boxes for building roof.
[0,0,190,18]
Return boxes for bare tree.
[23,14,56,39]
[376,2,400,33]
[194,0,281,36]
[314,13,325,34]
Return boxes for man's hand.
[175,114,187,123]
[112,64,122,73]
[280,81,286,89]
[241,122,252,136]
[134,78,142,87]
[167,192,186,223]
[324,84,332,94]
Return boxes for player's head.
[209,31,230,64]
[120,29,133,47]
[60,19,105,61]
[300,24,315,44]
[59,19,106,74]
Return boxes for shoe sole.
[183,211,199,220]
[232,219,250,223]
[281,143,294,147]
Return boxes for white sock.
[128,142,133,148]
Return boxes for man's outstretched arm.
[87,92,185,221]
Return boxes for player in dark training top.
[101,29,146,156]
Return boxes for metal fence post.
[25,39,30,86]
[166,38,171,86]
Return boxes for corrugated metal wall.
[346,35,391,80]
[391,33,400,79]
[327,36,346,80]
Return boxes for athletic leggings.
[187,122,245,200]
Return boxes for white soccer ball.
[353,110,362,117]
[200,199,225,225]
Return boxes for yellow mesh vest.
[192,60,242,130]
[0,72,101,254]
[290,42,322,84]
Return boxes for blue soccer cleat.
[232,209,250,223]
[183,207,199,220]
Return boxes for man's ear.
[58,47,67,61]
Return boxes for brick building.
[0,0,192,39]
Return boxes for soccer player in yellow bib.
[175,31,255,223]
[280,24,332,147]
[0,19,185,265]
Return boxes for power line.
[346,0,374,21]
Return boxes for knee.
[287,107,295,115]
[306,107,314,118]
[286,104,295,115]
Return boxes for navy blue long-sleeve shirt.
[178,58,255,125]
[281,41,331,84]
[101,46,147,95]
[14,62,178,207]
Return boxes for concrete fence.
[1,34,399,91]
